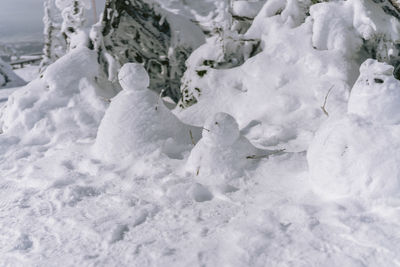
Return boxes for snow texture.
[94,63,201,162]
[2,0,400,266]
[308,59,400,200]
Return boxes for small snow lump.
[118,63,150,90]
[186,112,264,184]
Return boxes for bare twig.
[189,130,196,145]
[246,149,286,160]
[101,97,111,103]
[321,86,334,117]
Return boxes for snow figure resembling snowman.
[308,59,400,200]
[186,112,268,186]
[94,63,200,162]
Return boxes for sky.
[0,0,106,43]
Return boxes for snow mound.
[0,58,26,89]
[186,112,265,184]
[0,47,107,143]
[94,63,200,162]
[348,59,400,125]
[308,59,400,200]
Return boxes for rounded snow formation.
[187,112,261,183]
[94,66,197,162]
[307,115,400,200]
[348,59,400,125]
[118,63,150,91]
[202,112,240,146]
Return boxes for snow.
[118,62,150,91]
[14,65,40,83]
[186,112,264,183]
[348,59,400,125]
[2,0,400,266]
[308,59,400,200]
[94,63,201,162]
[0,58,26,89]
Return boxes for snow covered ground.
[2,0,400,266]
[14,65,40,83]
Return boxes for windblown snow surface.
[2,0,400,266]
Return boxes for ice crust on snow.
[308,59,400,199]
[94,63,200,162]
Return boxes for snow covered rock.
[348,59,400,125]
[308,59,400,200]
[0,58,26,89]
[94,63,200,162]
[186,112,265,184]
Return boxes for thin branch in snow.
[246,149,286,160]
[321,85,334,117]
[189,130,196,145]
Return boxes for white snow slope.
[1,0,400,266]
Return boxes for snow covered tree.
[40,0,66,73]
[94,0,205,102]
[57,0,88,50]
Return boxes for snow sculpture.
[348,59,400,125]
[308,59,400,200]
[94,63,199,162]
[186,112,264,184]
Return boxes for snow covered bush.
[308,59,400,200]
[175,0,400,152]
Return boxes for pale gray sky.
[0,0,105,43]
